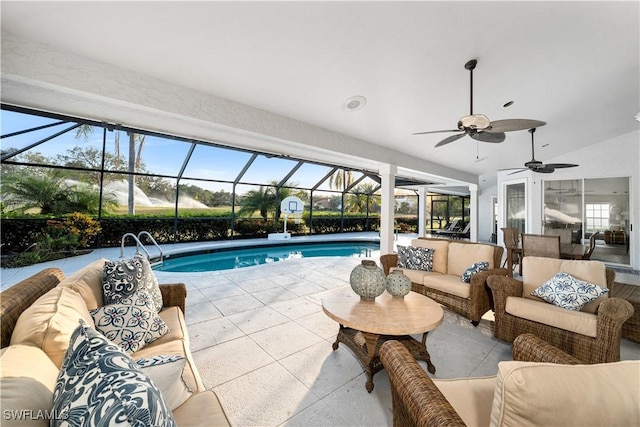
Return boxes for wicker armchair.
[380,334,580,427]
[487,257,634,364]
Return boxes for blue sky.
[1,109,371,193]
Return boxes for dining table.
[560,243,591,260]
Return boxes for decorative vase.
[350,260,387,301]
[386,270,411,298]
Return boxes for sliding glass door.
[543,177,630,266]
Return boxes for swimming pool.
[153,241,380,272]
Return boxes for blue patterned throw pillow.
[135,253,163,313]
[461,261,489,283]
[90,290,169,354]
[102,256,145,305]
[52,320,176,427]
[397,246,434,271]
[531,272,608,311]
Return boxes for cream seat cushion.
[522,257,608,313]
[172,390,230,427]
[505,297,598,337]
[9,286,94,368]
[434,376,495,427]
[490,360,640,427]
[423,273,471,299]
[389,267,430,285]
[0,344,60,427]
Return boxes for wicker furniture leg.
[331,325,436,393]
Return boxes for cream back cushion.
[522,257,607,313]
[448,243,495,277]
[490,360,640,427]
[57,258,107,310]
[412,239,449,274]
[10,287,94,368]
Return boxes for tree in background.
[236,181,304,221]
[328,169,353,191]
[345,183,378,214]
[1,169,116,215]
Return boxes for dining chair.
[521,233,561,259]
[500,227,520,272]
[583,231,600,260]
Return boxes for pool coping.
[0,232,390,290]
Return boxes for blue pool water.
[154,241,380,272]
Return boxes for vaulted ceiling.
[2,1,639,183]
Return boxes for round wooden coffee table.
[322,290,444,392]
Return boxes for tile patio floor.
[2,233,639,426]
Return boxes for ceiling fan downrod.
[465,59,477,116]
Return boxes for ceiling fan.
[413,59,547,147]
[504,128,579,174]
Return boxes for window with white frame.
[585,203,609,232]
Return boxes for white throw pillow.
[90,290,169,354]
[531,272,608,311]
[135,355,193,410]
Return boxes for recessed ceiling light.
[342,95,367,112]
[503,101,514,108]
[635,112,640,122]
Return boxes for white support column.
[418,186,427,237]
[469,184,478,242]
[379,164,397,255]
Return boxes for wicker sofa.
[380,237,506,325]
[0,260,230,426]
[487,256,634,364]
[380,333,640,427]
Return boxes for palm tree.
[345,183,377,214]
[1,169,116,215]
[237,185,273,221]
[328,169,354,191]
[1,170,67,214]
[237,181,304,221]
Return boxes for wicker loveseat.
[380,333,640,427]
[380,237,506,325]
[487,256,634,364]
[0,261,230,426]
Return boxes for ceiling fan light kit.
[414,58,546,147]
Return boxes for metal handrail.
[120,233,151,259]
[137,231,163,265]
